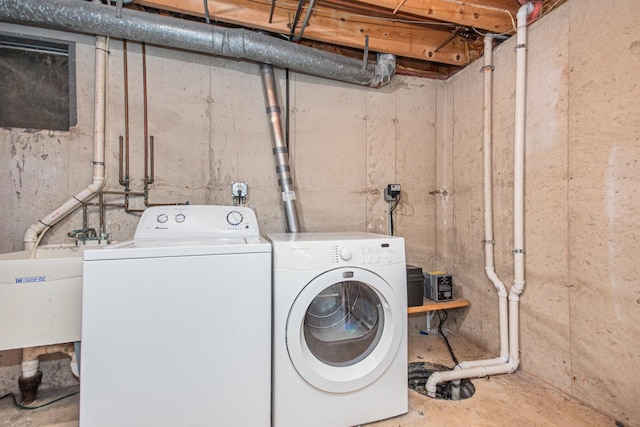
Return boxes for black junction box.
[406,265,424,307]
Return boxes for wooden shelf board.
[407,297,470,315]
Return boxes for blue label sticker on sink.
[15,276,46,284]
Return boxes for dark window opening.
[0,33,77,131]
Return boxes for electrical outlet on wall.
[384,184,401,202]
[232,182,248,198]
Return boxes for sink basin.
[0,245,87,351]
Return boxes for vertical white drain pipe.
[23,35,108,251]
[425,2,534,397]
[508,0,534,371]
[477,33,510,366]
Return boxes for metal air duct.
[0,0,395,88]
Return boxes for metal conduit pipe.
[260,64,300,233]
[0,0,396,88]
[425,2,535,398]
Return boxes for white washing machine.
[268,232,407,427]
[80,205,271,427]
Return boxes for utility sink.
[0,245,91,351]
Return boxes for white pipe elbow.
[425,371,444,397]
[23,226,41,250]
[517,2,535,23]
[87,176,106,193]
[485,267,508,297]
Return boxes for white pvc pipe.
[21,359,40,379]
[70,352,79,378]
[23,36,108,251]
[482,33,510,364]
[426,362,517,397]
[426,3,534,397]
[508,1,534,371]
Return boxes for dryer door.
[286,267,403,393]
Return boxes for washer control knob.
[175,213,186,223]
[226,211,244,226]
[339,247,353,261]
[156,213,168,224]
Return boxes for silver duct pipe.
[260,64,300,233]
[0,0,396,87]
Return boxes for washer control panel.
[135,205,260,240]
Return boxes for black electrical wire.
[0,390,79,410]
[437,310,460,367]
[389,193,400,236]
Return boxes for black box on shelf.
[406,265,424,307]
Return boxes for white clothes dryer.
[268,232,407,427]
[80,205,271,427]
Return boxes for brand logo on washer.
[343,271,354,278]
[154,226,168,230]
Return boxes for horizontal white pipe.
[426,361,517,397]
[458,357,506,370]
[21,343,77,379]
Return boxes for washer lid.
[83,236,270,261]
[84,205,271,261]
[286,267,403,394]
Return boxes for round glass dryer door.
[286,267,403,394]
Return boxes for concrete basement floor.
[0,317,616,427]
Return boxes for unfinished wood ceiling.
[133,0,566,79]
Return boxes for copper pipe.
[149,135,155,184]
[82,204,88,229]
[101,190,145,196]
[123,39,130,191]
[99,190,146,213]
[142,43,149,187]
[118,135,125,186]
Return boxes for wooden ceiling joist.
[346,0,519,33]
[135,0,482,65]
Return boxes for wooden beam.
[135,0,475,65]
[343,0,519,33]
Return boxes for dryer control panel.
[135,205,260,240]
[269,232,405,271]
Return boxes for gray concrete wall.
[0,23,437,391]
[441,1,640,425]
